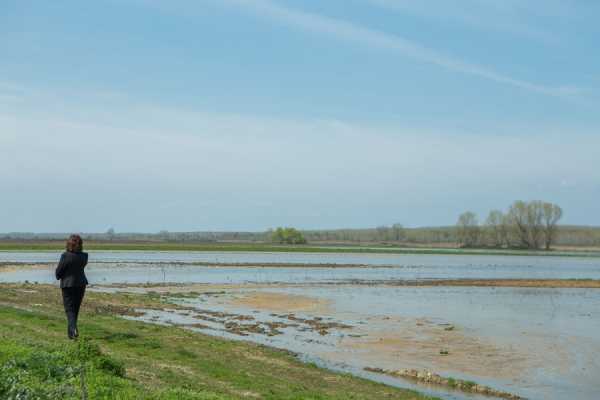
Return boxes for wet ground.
[108,284,597,400]
[2,251,600,399]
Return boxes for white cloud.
[212,0,581,98]
[365,0,577,43]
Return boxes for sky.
[1,0,599,232]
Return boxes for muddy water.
[2,251,600,399]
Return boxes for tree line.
[4,201,599,248]
[456,200,563,250]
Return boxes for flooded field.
[2,250,600,284]
[2,251,600,399]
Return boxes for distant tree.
[376,226,391,241]
[158,230,170,241]
[264,228,274,242]
[106,227,115,241]
[500,214,512,247]
[391,223,406,241]
[507,200,560,250]
[456,211,480,247]
[271,227,307,245]
[542,202,563,250]
[507,201,534,248]
[527,201,545,249]
[485,210,506,248]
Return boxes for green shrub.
[95,355,126,378]
[0,338,230,400]
[271,227,307,244]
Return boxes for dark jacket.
[55,251,89,288]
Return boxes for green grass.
[1,240,598,257]
[0,284,437,400]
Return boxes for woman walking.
[55,234,89,339]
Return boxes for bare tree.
[507,200,550,249]
[542,202,563,250]
[485,210,505,248]
[507,201,533,248]
[456,211,480,247]
[527,201,545,249]
[499,213,512,247]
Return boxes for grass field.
[0,284,436,400]
[1,240,599,257]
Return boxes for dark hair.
[66,234,83,253]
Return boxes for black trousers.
[61,286,86,336]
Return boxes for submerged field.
[2,250,599,400]
[1,240,600,257]
[0,284,435,400]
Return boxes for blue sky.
[1,0,599,232]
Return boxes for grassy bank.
[1,241,599,257]
[0,284,436,400]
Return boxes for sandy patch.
[229,291,332,314]
[330,316,558,382]
[0,263,51,273]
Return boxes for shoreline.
[2,281,594,399]
[0,283,438,400]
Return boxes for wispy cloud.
[216,0,580,98]
[365,0,573,43]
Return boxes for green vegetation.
[462,380,477,390]
[4,222,600,249]
[0,240,599,257]
[0,338,139,400]
[270,227,307,245]
[0,284,436,400]
[1,240,599,257]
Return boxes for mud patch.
[336,317,536,381]
[229,291,333,314]
[0,263,51,273]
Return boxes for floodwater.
[1,250,600,284]
[2,251,600,399]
